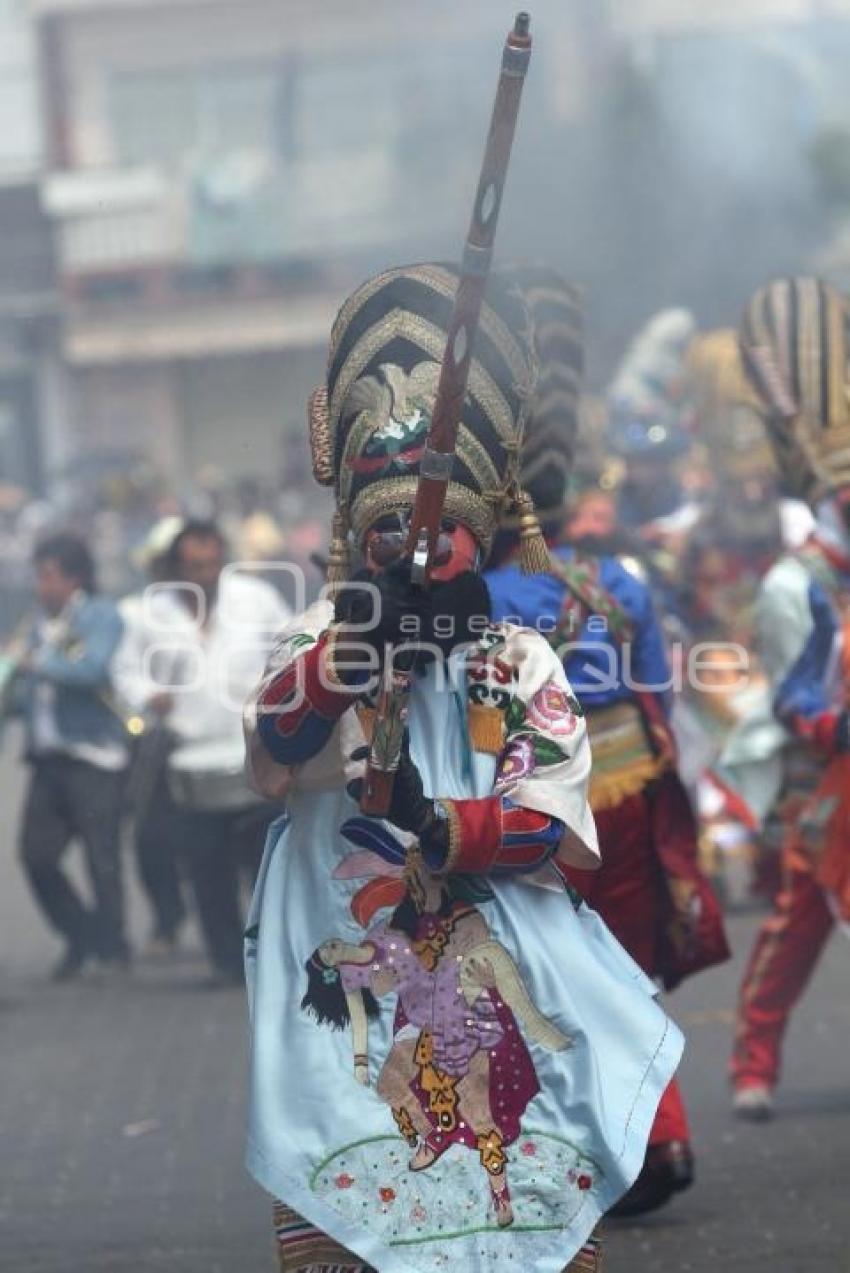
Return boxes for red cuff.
[259,633,355,727]
[791,710,839,755]
[813,710,840,754]
[441,796,503,873]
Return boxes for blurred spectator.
[116,519,289,985]
[226,478,287,572]
[114,517,188,955]
[9,534,129,980]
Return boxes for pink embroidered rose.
[577,1173,593,1191]
[528,681,579,738]
[379,1186,396,1204]
[335,1173,354,1189]
[495,736,535,788]
[410,1204,427,1224]
[521,1141,538,1157]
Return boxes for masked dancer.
[730,277,850,1121]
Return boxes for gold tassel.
[467,702,505,756]
[325,505,351,588]
[515,489,553,575]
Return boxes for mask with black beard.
[334,565,492,666]
[423,570,492,658]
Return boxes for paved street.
[1,731,848,1273]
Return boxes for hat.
[687,329,776,482]
[308,262,540,578]
[607,308,696,459]
[497,264,583,525]
[739,277,850,503]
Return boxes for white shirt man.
[114,520,291,980]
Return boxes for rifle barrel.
[405,12,533,583]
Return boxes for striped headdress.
[308,262,539,575]
[498,264,583,526]
[739,277,850,503]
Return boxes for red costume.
[730,276,850,1118]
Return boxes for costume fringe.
[589,756,668,812]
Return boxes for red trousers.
[567,791,690,1147]
[731,867,834,1089]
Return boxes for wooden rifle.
[360,12,533,816]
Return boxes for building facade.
[33,0,539,493]
[0,0,55,497]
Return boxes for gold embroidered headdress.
[308,262,540,579]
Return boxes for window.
[109,43,495,261]
[110,62,279,169]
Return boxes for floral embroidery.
[313,1133,603,1245]
[527,681,583,736]
[567,1165,594,1191]
[521,1141,538,1157]
[495,677,583,781]
[504,697,528,735]
[379,1186,397,1204]
[494,736,536,789]
[335,1173,355,1189]
[528,735,569,768]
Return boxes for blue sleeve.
[774,582,836,724]
[35,603,124,690]
[626,576,673,714]
[484,566,539,627]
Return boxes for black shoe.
[608,1141,695,1218]
[51,945,89,983]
